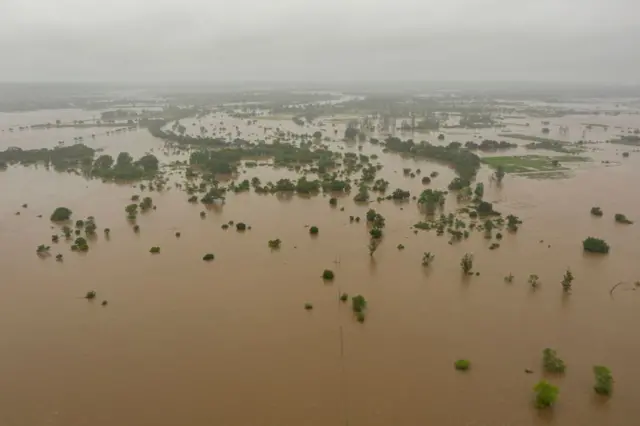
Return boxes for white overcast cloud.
[1,0,638,82]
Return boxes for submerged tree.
[460,253,473,274]
[528,274,540,288]
[583,237,609,254]
[593,366,613,396]
[322,269,335,280]
[422,252,435,267]
[561,269,574,293]
[590,206,603,217]
[368,239,380,256]
[543,348,566,373]
[533,380,559,408]
[268,239,282,249]
[50,207,72,222]
[495,165,505,182]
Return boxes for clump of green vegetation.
[614,213,633,224]
[268,239,282,249]
[62,225,72,238]
[322,269,335,280]
[133,225,140,233]
[421,176,431,185]
[339,293,348,302]
[367,238,380,256]
[85,291,97,300]
[590,207,603,217]
[370,228,383,239]
[533,380,559,408]
[506,214,522,231]
[461,253,473,274]
[309,226,319,235]
[149,246,160,254]
[51,234,59,243]
[356,312,366,323]
[561,269,574,292]
[583,237,609,254]
[197,252,214,261]
[175,232,180,238]
[140,196,153,211]
[55,254,63,261]
[329,197,338,206]
[489,243,500,250]
[543,348,566,373]
[495,232,503,240]
[504,273,514,283]
[221,224,229,230]
[351,295,367,314]
[422,252,435,267]
[304,303,313,310]
[236,222,247,231]
[593,366,613,396]
[454,359,470,371]
[528,274,540,288]
[71,237,89,252]
[104,228,111,236]
[36,244,51,254]
[188,195,198,203]
[125,203,138,220]
[50,207,72,222]
[200,211,206,218]
[397,244,405,250]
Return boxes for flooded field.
[1,99,640,426]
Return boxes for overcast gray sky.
[1,0,638,83]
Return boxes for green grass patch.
[482,155,589,174]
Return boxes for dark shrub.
[202,253,215,261]
[50,207,72,222]
[583,237,609,253]
[309,226,319,235]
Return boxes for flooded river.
[1,107,639,426]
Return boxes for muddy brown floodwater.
[1,108,640,426]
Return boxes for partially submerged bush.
[268,239,282,249]
[460,253,473,274]
[370,228,383,239]
[85,291,97,300]
[309,226,319,235]
[590,206,603,217]
[221,224,229,230]
[202,253,215,261]
[133,225,140,232]
[533,380,559,408]
[614,213,633,224]
[593,365,613,396]
[149,246,161,254]
[422,252,435,267]
[304,303,313,310]
[50,207,72,222]
[454,359,470,371]
[36,244,50,254]
[542,348,566,373]
[397,244,405,250]
[583,237,609,254]
[561,269,574,292]
[352,295,367,313]
[236,222,247,231]
[72,237,89,252]
[329,197,338,206]
[339,293,348,302]
[322,269,335,280]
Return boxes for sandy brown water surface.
[1,110,640,426]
